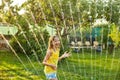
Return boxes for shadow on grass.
[0,64,33,80]
[58,57,120,80]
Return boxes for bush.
[10,28,49,61]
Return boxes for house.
[0,23,18,50]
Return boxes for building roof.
[0,23,18,35]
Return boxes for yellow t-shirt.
[44,49,60,74]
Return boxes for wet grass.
[0,48,120,80]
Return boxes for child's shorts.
[45,73,57,79]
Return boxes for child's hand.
[62,51,71,58]
[51,65,57,70]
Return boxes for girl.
[42,35,71,80]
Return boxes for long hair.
[48,35,57,49]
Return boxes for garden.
[0,0,120,80]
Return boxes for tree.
[109,23,120,47]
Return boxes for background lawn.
[0,49,120,80]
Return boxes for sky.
[11,0,27,7]
[0,0,27,7]
[0,0,27,15]
[0,0,2,5]
[11,0,27,15]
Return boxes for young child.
[42,35,71,80]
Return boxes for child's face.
[53,37,60,48]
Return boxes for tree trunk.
[108,44,114,54]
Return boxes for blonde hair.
[48,35,58,49]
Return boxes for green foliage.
[10,25,49,61]
[0,0,119,27]
[102,26,109,45]
[0,0,120,40]
[109,23,120,47]
[60,36,69,54]
[10,34,31,54]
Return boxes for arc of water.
[94,0,98,79]
[39,0,62,79]
[108,5,118,80]
[88,1,93,79]
[57,0,73,80]
[36,1,48,49]
[103,0,113,79]
[24,17,44,55]
[68,1,77,75]
[76,0,83,77]
[114,16,120,80]
[29,11,47,49]
[12,35,39,75]
[98,1,105,79]
[99,22,104,79]
[47,0,67,79]
[37,1,65,79]
[1,34,29,73]
[58,0,67,29]
[103,25,111,78]
[48,0,64,49]
[100,1,108,78]
[16,23,41,66]
[108,3,120,79]
[37,2,69,78]
[2,6,40,76]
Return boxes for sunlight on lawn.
[0,50,120,80]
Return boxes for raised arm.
[59,51,71,61]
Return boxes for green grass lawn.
[0,49,120,80]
